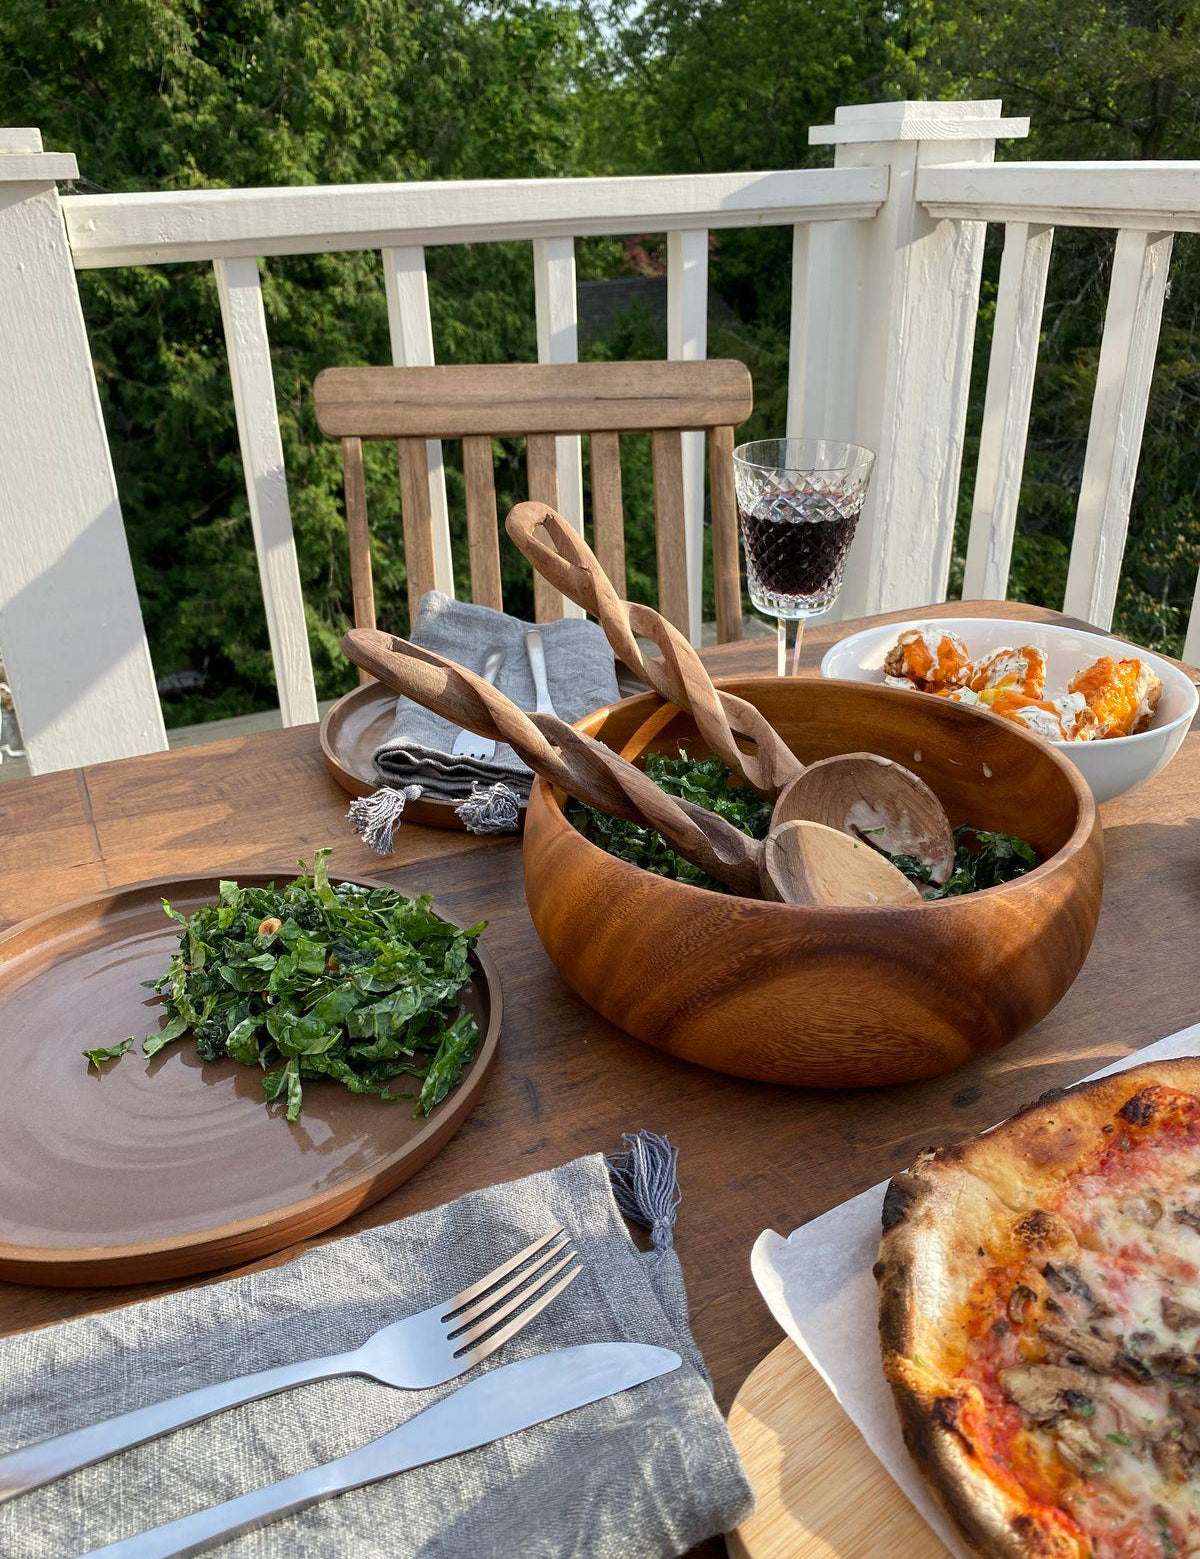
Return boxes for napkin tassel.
[455,781,522,834]
[347,784,423,856]
[606,1131,680,1252]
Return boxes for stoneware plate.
[821,616,1199,804]
[320,679,526,832]
[0,870,501,1286]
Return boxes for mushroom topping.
[1053,1419,1107,1476]
[1007,1283,1037,1326]
[1118,1194,1164,1228]
[1115,1350,1155,1385]
[1152,1434,1190,1484]
[1172,1205,1200,1235]
[999,1365,1098,1423]
[1162,1296,1200,1333]
[1039,1323,1118,1373]
[1041,1263,1095,1305]
[1153,1347,1200,1379]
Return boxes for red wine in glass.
[738,487,863,616]
[731,438,876,676]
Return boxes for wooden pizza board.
[726,1339,950,1559]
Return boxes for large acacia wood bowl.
[523,677,1103,1087]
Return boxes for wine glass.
[731,438,876,676]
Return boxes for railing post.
[805,101,1028,618]
[0,130,167,772]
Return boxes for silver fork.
[526,628,556,716]
[450,648,505,759]
[0,1227,579,1503]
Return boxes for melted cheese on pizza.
[956,1086,1200,1559]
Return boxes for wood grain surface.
[0,871,501,1287]
[0,599,1196,1559]
[726,1340,947,1559]
[525,675,1102,1085]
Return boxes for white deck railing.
[1,99,1198,775]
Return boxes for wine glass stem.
[790,617,806,676]
[776,618,807,676]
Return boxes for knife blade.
[77,1342,683,1559]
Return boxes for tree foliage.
[1,0,1197,724]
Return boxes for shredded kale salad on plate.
[83,851,487,1122]
[569,751,1035,898]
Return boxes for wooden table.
[2,599,1197,1555]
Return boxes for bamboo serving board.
[726,1339,950,1559]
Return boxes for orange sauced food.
[880,626,1163,745]
[1069,657,1163,739]
[883,626,973,688]
[949,1090,1200,1559]
[970,645,1048,701]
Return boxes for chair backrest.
[312,359,753,655]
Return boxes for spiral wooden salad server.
[342,630,917,907]
[504,501,955,882]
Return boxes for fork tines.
[442,1227,581,1364]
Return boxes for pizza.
[876,1060,1200,1559]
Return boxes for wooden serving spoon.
[343,629,919,908]
[504,501,955,883]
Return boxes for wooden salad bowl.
[522,677,1104,1087]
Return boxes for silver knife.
[76,1342,682,1559]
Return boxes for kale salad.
[84,851,486,1122]
[569,751,1036,898]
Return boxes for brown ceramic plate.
[320,679,526,832]
[0,870,501,1287]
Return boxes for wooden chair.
[312,360,753,662]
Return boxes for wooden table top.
[2,598,1198,1555]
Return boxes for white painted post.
[1184,566,1200,668]
[962,222,1054,599]
[807,101,1029,618]
[381,245,454,595]
[667,228,709,644]
[532,236,585,619]
[787,221,862,444]
[213,256,318,725]
[0,131,168,772]
[1064,228,1173,628]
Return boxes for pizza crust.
[877,1058,1200,1559]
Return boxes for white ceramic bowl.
[820,617,1198,804]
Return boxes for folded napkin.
[372,591,620,801]
[0,1141,752,1559]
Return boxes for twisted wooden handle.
[342,629,764,897]
[505,501,800,796]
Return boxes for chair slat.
[527,434,564,621]
[463,435,503,611]
[652,429,690,634]
[341,436,375,683]
[708,425,743,643]
[589,431,626,599]
[396,436,439,621]
[314,360,754,439]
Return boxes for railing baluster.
[667,228,709,645]
[382,245,454,597]
[1064,228,1173,628]
[532,236,585,619]
[1184,565,1200,667]
[213,255,318,726]
[962,222,1054,600]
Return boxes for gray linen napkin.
[0,1152,753,1559]
[373,591,620,800]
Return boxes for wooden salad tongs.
[504,502,955,885]
[343,629,919,908]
